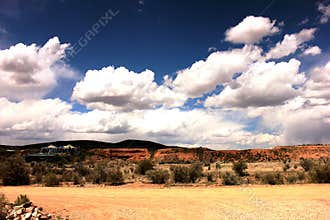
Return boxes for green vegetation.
[0,193,8,220]
[300,158,314,172]
[106,167,124,185]
[171,166,190,183]
[259,172,284,185]
[188,163,203,183]
[14,194,30,206]
[309,159,330,183]
[137,159,154,175]
[232,161,248,176]
[44,173,60,187]
[0,156,30,186]
[146,169,170,184]
[222,172,241,185]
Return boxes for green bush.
[74,162,89,177]
[222,172,240,185]
[286,173,299,184]
[207,172,216,182]
[232,161,248,176]
[309,160,330,183]
[300,158,314,172]
[260,173,284,185]
[14,194,30,206]
[297,172,305,181]
[188,163,203,183]
[0,193,8,220]
[73,174,84,186]
[171,166,190,183]
[44,173,60,187]
[0,156,30,186]
[215,163,222,170]
[62,170,74,182]
[146,169,169,184]
[283,163,290,172]
[106,168,124,185]
[90,163,108,184]
[137,159,154,175]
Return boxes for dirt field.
[1,184,329,220]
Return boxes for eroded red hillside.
[88,145,330,162]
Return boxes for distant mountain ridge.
[0,139,176,151]
[1,140,329,162]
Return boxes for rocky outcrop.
[89,148,151,161]
[5,202,52,220]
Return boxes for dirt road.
[1,184,329,220]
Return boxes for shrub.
[146,169,169,184]
[31,162,48,176]
[207,172,216,182]
[74,162,89,177]
[1,156,30,186]
[232,161,248,176]
[261,173,284,185]
[300,158,314,172]
[283,163,290,172]
[44,173,60,187]
[188,163,203,183]
[73,174,84,186]
[0,193,8,220]
[286,173,299,184]
[90,163,108,184]
[216,163,222,170]
[309,160,330,183]
[297,172,305,181]
[171,166,190,183]
[222,172,240,185]
[106,168,124,185]
[62,170,74,182]
[137,159,154,175]
[14,194,30,206]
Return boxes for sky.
[0,0,329,149]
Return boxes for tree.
[189,163,203,183]
[146,169,169,184]
[1,156,30,186]
[137,159,154,175]
[232,161,248,176]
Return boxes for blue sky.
[0,0,329,148]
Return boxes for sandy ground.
[1,184,329,220]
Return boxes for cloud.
[266,28,316,60]
[0,98,131,145]
[171,45,262,98]
[302,46,322,56]
[0,96,280,148]
[242,60,330,145]
[318,3,330,24]
[0,36,75,101]
[72,66,186,111]
[225,16,279,44]
[205,59,305,108]
[303,61,330,102]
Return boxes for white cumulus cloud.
[302,46,322,56]
[266,28,316,60]
[205,59,305,108]
[225,16,279,44]
[72,66,187,111]
[171,45,262,98]
[0,37,75,101]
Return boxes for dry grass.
[1,184,329,220]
